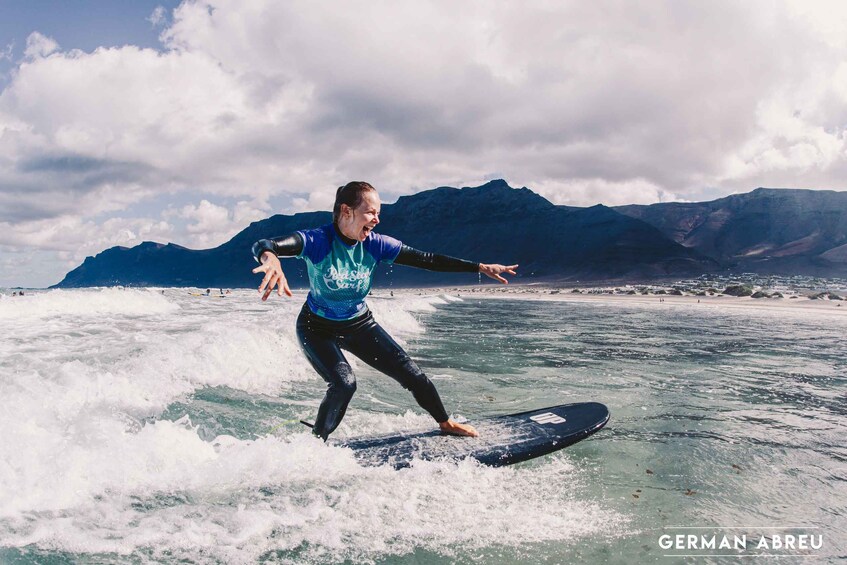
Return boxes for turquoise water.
[0,289,844,563]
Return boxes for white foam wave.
[367,294,452,337]
[2,287,626,564]
[0,288,180,321]
[0,419,623,563]
[0,290,452,511]
[0,295,319,521]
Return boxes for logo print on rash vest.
[322,265,371,292]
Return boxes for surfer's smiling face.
[339,190,381,242]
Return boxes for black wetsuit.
[253,225,479,439]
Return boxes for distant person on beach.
[251,181,518,440]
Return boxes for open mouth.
[362,226,373,237]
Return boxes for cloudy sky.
[2,0,847,287]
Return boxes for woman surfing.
[251,181,517,440]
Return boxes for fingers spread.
[262,276,277,301]
[258,272,271,294]
[260,271,279,295]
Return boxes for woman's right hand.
[252,251,292,301]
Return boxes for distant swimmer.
[205,288,211,296]
[251,181,517,440]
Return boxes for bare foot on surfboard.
[439,419,479,437]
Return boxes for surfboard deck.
[337,402,609,469]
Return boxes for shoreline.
[4,283,846,315]
[376,283,847,315]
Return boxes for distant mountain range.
[614,188,847,276]
[53,181,847,288]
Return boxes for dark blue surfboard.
[338,402,609,469]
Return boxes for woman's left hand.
[479,263,518,284]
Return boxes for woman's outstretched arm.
[250,233,304,300]
[251,233,304,262]
[393,245,518,284]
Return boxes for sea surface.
[0,288,844,564]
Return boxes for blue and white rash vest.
[296,224,402,320]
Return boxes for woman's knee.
[330,362,357,397]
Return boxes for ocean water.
[0,288,844,564]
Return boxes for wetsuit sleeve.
[393,245,480,273]
[251,232,305,263]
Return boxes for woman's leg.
[343,319,449,424]
[296,321,357,440]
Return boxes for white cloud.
[0,43,13,63]
[148,6,168,28]
[2,0,847,286]
[23,32,59,59]
[529,178,682,207]
[0,215,174,254]
[170,198,270,248]
[0,195,274,286]
[0,215,175,287]
[785,0,847,50]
